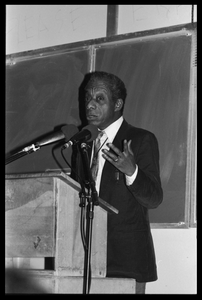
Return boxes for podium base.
[14,270,136,294]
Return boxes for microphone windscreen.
[83,124,98,142]
[61,124,78,141]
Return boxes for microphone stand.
[79,142,99,294]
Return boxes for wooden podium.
[5,172,136,293]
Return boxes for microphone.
[62,124,98,149]
[21,124,78,153]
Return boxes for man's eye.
[85,97,91,103]
[97,96,104,101]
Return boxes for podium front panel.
[5,176,55,257]
[5,173,107,277]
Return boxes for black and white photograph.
[5,5,197,294]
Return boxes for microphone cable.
[60,146,88,251]
[61,144,92,294]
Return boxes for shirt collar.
[102,116,124,143]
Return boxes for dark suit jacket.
[71,119,163,282]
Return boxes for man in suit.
[72,71,163,294]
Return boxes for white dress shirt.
[91,116,138,195]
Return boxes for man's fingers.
[127,140,134,155]
[123,139,128,154]
[123,139,134,156]
[106,143,122,157]
[103,141,134,159]
[102,149,116,160]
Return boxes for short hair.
[84,71,127,111]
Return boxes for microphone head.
[83,124,98,142]
[61,124,78,141]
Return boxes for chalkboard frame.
[6,22,197,228]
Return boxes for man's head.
[83,71,127,130]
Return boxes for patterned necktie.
[91,131,104,181]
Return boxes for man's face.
[85,79,117,130]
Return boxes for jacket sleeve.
[127,132,163,209]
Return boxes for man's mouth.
[86,114,98,119]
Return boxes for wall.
[147,228,196,294]
[118,5,196,34]
[6,5,107,54]
[6,5,197,294]
[6,5,197,55]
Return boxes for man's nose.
[86,99,96,110]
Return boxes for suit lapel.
[100,120,130,194]
[113,119,129,149]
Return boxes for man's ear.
[114,99,123,112]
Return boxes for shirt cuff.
[125,165,138,186]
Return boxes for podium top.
[5,171,118,215]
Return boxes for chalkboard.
[94,25,197,226]
[6,23,197,227]
[6,46,90,174]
